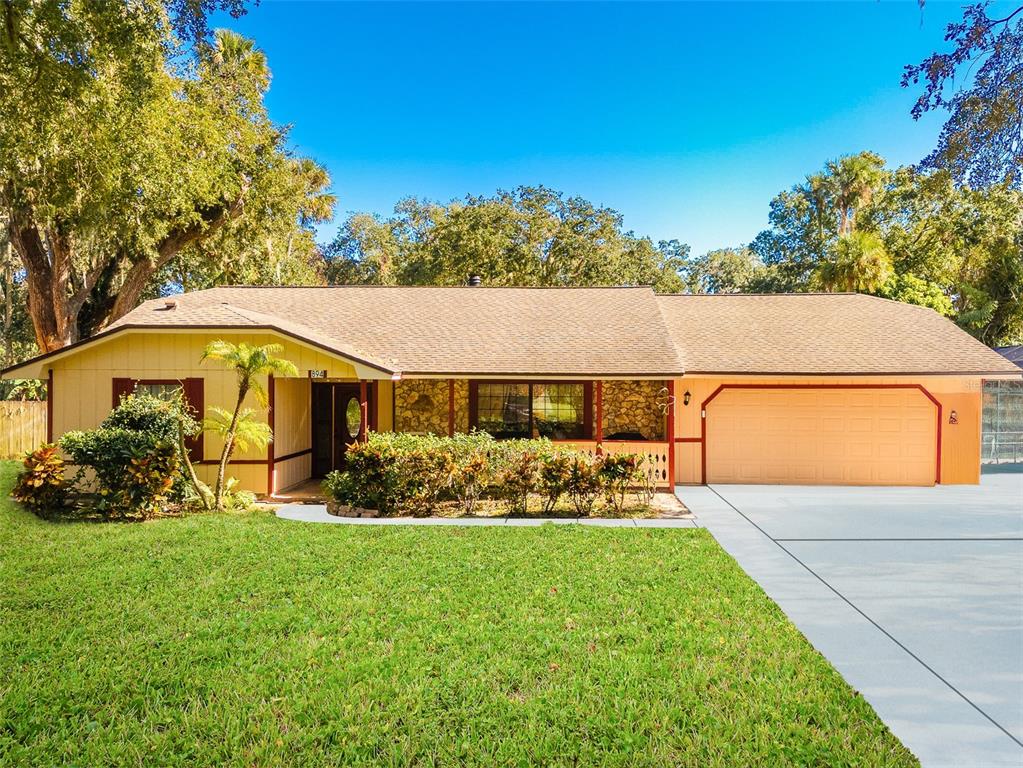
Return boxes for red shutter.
[181,378,205,462]
[112,378,136,409]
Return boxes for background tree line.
[1,0,1021,400]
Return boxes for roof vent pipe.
[467,274,482,287]
[163,299,178,310]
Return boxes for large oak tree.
[904,2,1023,188]
[0,1,332,353]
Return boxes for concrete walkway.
[679,475,1023,768]
[274,503,699,527]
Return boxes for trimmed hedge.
[323,432,653,517]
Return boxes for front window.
[474,382,588,440]
[476,383,530,438]
[531,383,585,439]
[135,382,181,400]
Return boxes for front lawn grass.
[0,461,916,766]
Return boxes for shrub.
[599,453,640,515]
[565,455,602,516]
[61,428,178,520]
[319,432,648,518]
[106,391,199,438]
[445,432,495,515]
[323,469,360,506]
[53,391,193,520]
[537,451,572,515]
[498,447,541,516]
[12,443,69,514]
[341,438,400,513]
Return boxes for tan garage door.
[705,387,937,485]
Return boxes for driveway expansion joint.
[705,484,1023,753]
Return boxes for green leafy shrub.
[12,444,69,514]
[61,429,178,520]
[338,433,457,516]
[107,391,199,438]
[320,432,650,518]
[53,392,194,520]
[599,453,640,515]
[498,447,542,516]
[323,469,360,506]
[566,455,602,516]
[537,451,572,515]
[340,439,400,512]
[445,432,495,515]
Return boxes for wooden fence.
[0,401,46,459]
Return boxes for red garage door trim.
[700,383,942,485]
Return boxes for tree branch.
[104,185,249,326]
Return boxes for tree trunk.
[7,186,249,352]
[178,412,212,511]
[215,382,248,511]
[1,240,13,366]
[7,213,74,352]
[105,191,248,327]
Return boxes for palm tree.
[201,341,298,510]
[212,29,270,92]
[826,152,886,236]
[818,231,894,293]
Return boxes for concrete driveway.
[679,474,1023,768]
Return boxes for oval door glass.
[345,397,362,439]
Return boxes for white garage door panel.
[706,388,937,486]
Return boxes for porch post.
[595,380,603,454]
[46,368,53,443]
[666,379,676,489]
[359,380,368,442]
[267,373,275,497]
[447,378,455,437]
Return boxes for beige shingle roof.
[656,293,1021,375]
[111,286,685,377]
[11,286,1005,380]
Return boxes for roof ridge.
[654,291,861,298]
[212,284,656,291]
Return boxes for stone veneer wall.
[602,380,665,440]
[394,379,469,435]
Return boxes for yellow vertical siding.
[376,380,394,433]
[272,377,312,493]
[48,330,363,495]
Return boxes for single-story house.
[3,286,1020,494]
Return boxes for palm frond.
[202,407,273,453]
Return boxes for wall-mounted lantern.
[683,390,691,406]
[949,410,958,425]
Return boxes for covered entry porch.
[269,376,678,497]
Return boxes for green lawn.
[0,461,916,767]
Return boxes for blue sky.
[215,1,979,256]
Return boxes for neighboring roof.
[107,285,686,377]
[995,346,1023,369]
[656,293,1022,376]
